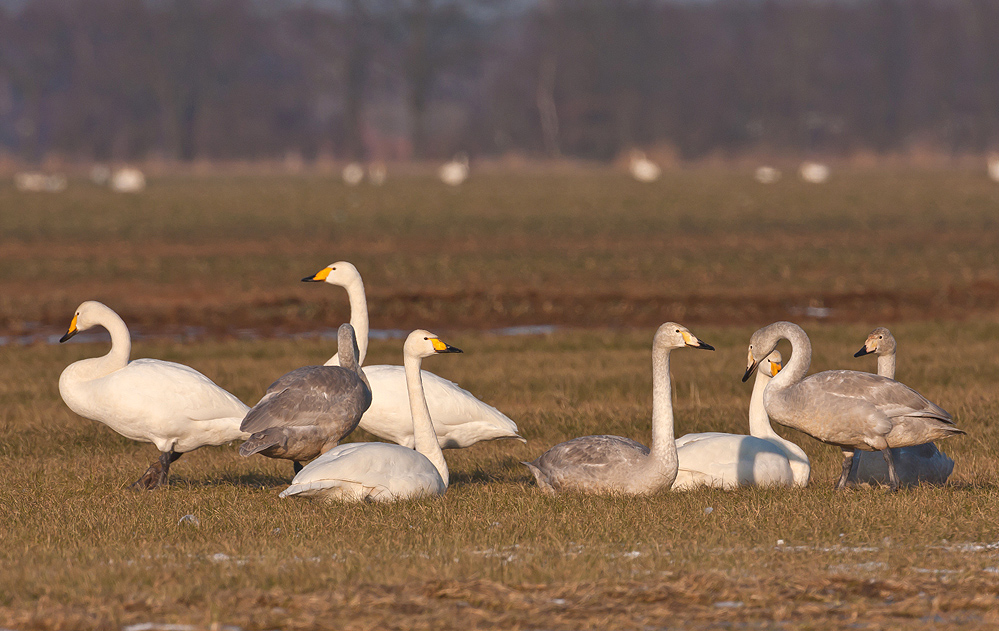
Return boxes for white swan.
[439,153,469,186]
[522,323,714,495]
[280,330,462,502]
[746,351,810,486]
[58,301,249,489]
[672,350,807,490]
[743,321,964,491]
[628,150,661,183]
[239,323,371,473]
[302,261,522,448]
[849,327,954,487]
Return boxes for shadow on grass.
[168,470,292,489]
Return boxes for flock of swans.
[57,262,964,501]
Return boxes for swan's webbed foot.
[130,450,181,490]
[835,449,855,490]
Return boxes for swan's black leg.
[882,448,900,492]
[835,449,855,490]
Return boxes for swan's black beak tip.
[854,347,870,357]
[698,342,715,351]
[742,362,758,382]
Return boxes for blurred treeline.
[1,0,998,164]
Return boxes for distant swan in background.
[239,324,371,473]
[754,166,781,184]
[988,153,999,182]
[629,150,661,183]
[58,301,249,489]
[280,330,462,502]
[798,161,829,183]
[523,323,714,495]
[672,351,799,490]
[849,327,954,487]
[303,261,522,448]
[342,162,364,186]
[743,321,963,491]
[439,152,469,186]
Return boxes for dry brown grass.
[2,169,999,629]
[2,323,999,629]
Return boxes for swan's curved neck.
[404,353,447,486]
[648,344,677,474]
[877,353,896,380]
[748,370,778,439]
[76,309,132,378]
[770,325,810,389]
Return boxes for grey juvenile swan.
[849,327,955,487]
[743,321,963,491]
[523,323,714,495]
[239,323,371,473]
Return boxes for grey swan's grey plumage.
[280,330,462,503]
[849,327,955,487]
[523,323,714,495]
[239,323,371,472]
[58,301,250,490]
[743,321,964,491]
[302,261,522,448]
[673,350,808,490]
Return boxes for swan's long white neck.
[324,276,369,366]
[404,352,447,486]
[748,368,778,439]
[647,343,678,483]
[877,352,896,380]
[768,323,810,390]
[74,307,132,379]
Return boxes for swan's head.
[763,350,782,378]
[743,321,797,381]
[336,323,360,364]
[653,322,715,352]
[855,326,895,358]
[60,300,111,342]
[405,329,463,359]
[302,261,361,288]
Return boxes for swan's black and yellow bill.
[854,345,872,358]
[60,314,79,343]
[302,267,331,283]
[681,331,714,351]
[743,358,759,382]
[771,361,782,377]
[431,338,462,354]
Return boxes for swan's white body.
[672,351,808,490]
[303,262,522,448]
[439,153,469,186]
[745,351,810,486]
[280,330,459,503]
[58,301,249,487]
[849,328,954,487]
[628,151,661,183]
[522,324,713,495]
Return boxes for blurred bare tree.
[2,0,999,163]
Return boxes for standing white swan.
[522,323,714,495]
[743,321,963,491]
[849,327,954,487]
[672,350,806,490]
[239,323,371,473]
[58,301,250,489]
[302,261,522,448]
[280,330,462,502]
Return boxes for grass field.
[2,168,999,629]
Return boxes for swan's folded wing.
[804,370,951,423]
[123,359,249,421]
[241,366,365,433]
